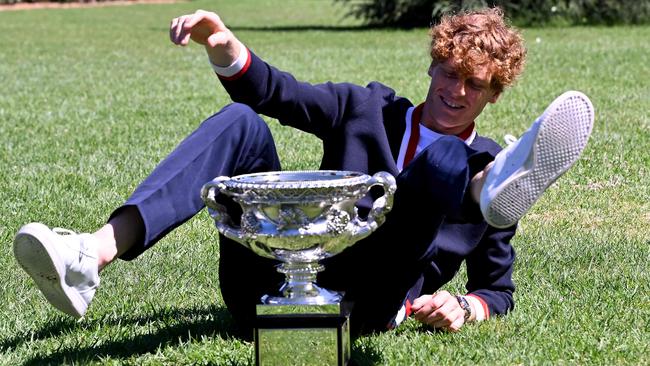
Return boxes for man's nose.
[449,79,466,97]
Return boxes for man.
[13,8,594,335]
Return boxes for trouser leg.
[113,103,282,258]
[110,103,284,335]
[321,136,493,334]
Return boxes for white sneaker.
[13,223,100,318]
[480,90,595,228]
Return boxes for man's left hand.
[411,290,466,332]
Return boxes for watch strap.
[455,295,472,322]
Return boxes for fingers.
[428,301,464,330]
[448,315,465,332]
[412,292,451,322]
[412,291,465,331]
[170,17,179,44]
[410,294,429,312]
[170,15,191,45]
[170,10,227,47]
[183,9,223,30]
[412,291,451,317]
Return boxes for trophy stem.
[278,262,322,299]
[261,261,342,305]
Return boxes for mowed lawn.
[0,0,648,364]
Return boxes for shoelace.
[53,227,89,257]
[503,134,517,146]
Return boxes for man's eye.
[445,72,457,79]
[469,80,485,90]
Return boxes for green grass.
[1,0,648,364]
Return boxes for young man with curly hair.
[14,8,593,335]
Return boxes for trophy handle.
[200,176,244,241]
[351,171,397,239]
[367,171,397,224]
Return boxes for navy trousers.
[114,103,491,336]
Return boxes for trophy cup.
[201,170,396,366]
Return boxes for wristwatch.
[455,295,472,322]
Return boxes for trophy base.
[254,301,352,366]
[261,285,343,305]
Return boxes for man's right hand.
[170,9,241,67]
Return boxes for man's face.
[422,57,501,135]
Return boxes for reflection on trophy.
[201,170,396,366]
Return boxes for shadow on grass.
[0,317,79,353]
[152,24,390,34]
[350,343,383,366]
[6,304,385,365]
[229,24,385,32]
[4,304,243,365]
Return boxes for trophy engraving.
[201,170,396,365]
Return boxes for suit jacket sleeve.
[218,49,377,140]
[465,225,517,317]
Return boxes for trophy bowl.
[201,170,396,305]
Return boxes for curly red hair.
[430,7,526,93]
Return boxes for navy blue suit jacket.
[220,50,517,317]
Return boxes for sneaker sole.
[484,91,595,228]
[14,223,85,318]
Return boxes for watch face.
[456,296,471,321]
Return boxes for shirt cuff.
[209,41,249,78]
[466,294,489,321]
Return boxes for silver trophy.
[201,170,396,366]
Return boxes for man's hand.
[411,291,467,332]
[170,9,241,67]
